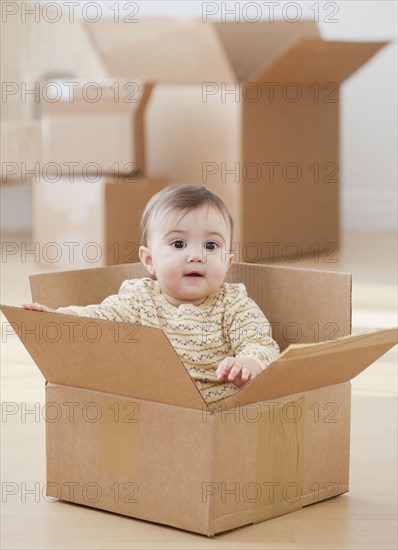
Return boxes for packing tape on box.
[254,396,305,523]
[99,395,140,476]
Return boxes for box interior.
[1,262,396,413]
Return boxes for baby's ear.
[226,250,235,271]
[138,246,155,276]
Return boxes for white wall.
[318,1,397,230]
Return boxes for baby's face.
[139,206,234,307]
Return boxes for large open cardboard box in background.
[85,19,387,261]
[32,175,167,268]
[41,79,152,176]
[1,262,396,536]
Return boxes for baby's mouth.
[185,272,203,277]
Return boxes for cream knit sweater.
[66,278,280,411]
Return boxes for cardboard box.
[32,175,167,268]
[1,121,43,183]
[41,79,152,176]
[1,262,396,536]
[84,19,387,261]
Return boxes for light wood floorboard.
[1,232,397,549]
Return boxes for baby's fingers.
[21,302,36,310]
[240,366,251,383]
[216,357,235,381]
[227,360,244,382]
[21,302,52,312]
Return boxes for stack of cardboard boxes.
[36,18,387,266]
[35,78,166,268]
[84,18,386,261]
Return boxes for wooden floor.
[1,232,397,549]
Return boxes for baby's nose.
[187,246,204,261]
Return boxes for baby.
[22,184,280,410]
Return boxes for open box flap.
[0,305,206,410]
[84,18,319,84]
[213,20,320,82]
[84,18,236,84]
[223,327,397,410]
[3,302,394,413]
[253,39,388,84]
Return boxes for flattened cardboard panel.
[254,396,304,522]
[256,39,387,83]
[241,93,340,259]
[29,263,147,308]
[85,18,235,84]
[226,262,351,351]
[104,177,167,265]
[0,306,205,410]
[224,328,397,409]
[215,20,320,82]
[46,385,214,536]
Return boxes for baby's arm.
[217,289,280,388]
[21,302,76,315]
[21,279,141,322]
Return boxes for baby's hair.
[140,184,233,248]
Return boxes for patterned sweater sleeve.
[224,284,280,370]
[58,279,142,323]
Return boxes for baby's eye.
[204,241,219,251]
[171,240,186,249]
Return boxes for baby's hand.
[216,357,262,388]
[21,302,57,313]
